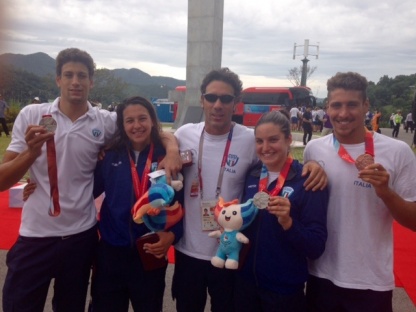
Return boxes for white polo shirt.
[7,98,117,237]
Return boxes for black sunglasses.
[203,93,235,104]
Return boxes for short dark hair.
[200,68,243,99]
[255,110,291,139]
[327,72,368,101]
[56,48,95,78]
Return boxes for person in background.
[90,100,102,109]
[171,68,327,312]
[0,48,180,312]
[404,111,413,134]
[91,96,184,312]
[304,72,416,312]
[311,107,319,132]
[316,106,325,132]
[389,112,394,128]
[365,109,373,130]
[302,106,313,145]
[321,105,333,136]
[298,105,305,131]
[391,109,403,138]
[32,97,41,104]
[235,110,328,312]
[108,102,116,112]
[371,108,382,134]
[0,93,10,137]
[289,105,300,131]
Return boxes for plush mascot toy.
[209,197,258,269]
[132,170,184,232]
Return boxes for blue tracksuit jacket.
[237,160,328,295]
[93,143,184,247]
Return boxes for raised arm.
[0,125,54,191]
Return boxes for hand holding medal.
[39,114,60,216]
[268,194,292,230]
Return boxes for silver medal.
[39,116,57,133]
[253,191,269,209]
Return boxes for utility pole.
[293,39,319,86]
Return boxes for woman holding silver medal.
[234,109,329,312]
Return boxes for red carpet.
[0,188,175,263]
[393,221,416,305]
[0,188,22,250]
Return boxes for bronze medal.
[253,191,269,209]
[39,116,57,133]
[355,154,374,171]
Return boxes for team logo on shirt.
[225,154,239,174]
[281,187,294,198]
[92,128,102,137]
[226,154,239,167]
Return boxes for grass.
[0,136,10,163]
[291,147,304,162]
[0,136,30,181]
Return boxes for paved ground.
[0,127,415,311]
[0,254,414,311]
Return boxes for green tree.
[367,73,416,123]
[0,66,58,105]
[89,69,128,105]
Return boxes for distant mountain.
[0,52,55,77]
[0,52,185,89]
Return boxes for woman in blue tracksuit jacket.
[234,110,328,312]
[91,96,184,312]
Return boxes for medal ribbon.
[44,114,60,216]
[198,124,234,199]
[128,143,154,201]
[258,156,293,196]
[333,128,374,164]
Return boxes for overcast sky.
[1,0,415,98]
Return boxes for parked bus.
[170,85,316,126]
[232,86,316,126]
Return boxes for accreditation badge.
[190,178,199,197]
[201,200,219,231]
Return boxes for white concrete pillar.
[174,0,224,127]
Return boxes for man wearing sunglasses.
[171,68,326,312]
